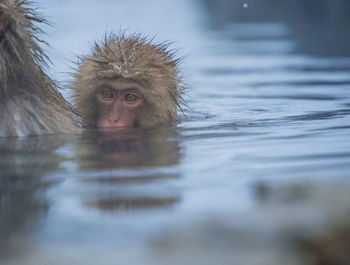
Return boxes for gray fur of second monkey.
[0,0,78,137]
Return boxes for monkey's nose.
[107,118,123,126]
[98,117,131,128]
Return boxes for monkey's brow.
[99,84,141,92]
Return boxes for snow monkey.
[0,1,183,136]
[71,33,184,130]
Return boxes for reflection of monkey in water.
[0,0,78,136]
[0,0,185,137]
[76,128,182,211]
[0,135,68,259]
[77,128,181,169]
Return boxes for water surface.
[1,0,350,264]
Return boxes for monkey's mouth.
[98,125,136,133]
[97,116,140,130]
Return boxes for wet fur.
[72,33,184,128]
[0,0,77,136]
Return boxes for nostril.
[108,119,119,124]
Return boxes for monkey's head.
[72,33,184,130]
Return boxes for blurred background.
[1,0,350,264]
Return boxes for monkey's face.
[95,80,144,129]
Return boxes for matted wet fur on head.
[72,33,184,128]
[0,0,77,136]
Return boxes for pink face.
[96,80,144,129]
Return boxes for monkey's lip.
[99,124,134,131]
[98,118,134,129]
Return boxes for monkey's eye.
[124,93,138,102]
[101,89,114,99]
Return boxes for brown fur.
[72,33,184,128]
[0,0,78,136]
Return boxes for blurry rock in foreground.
[148,181,350,265]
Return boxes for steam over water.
[1,0,350,264]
